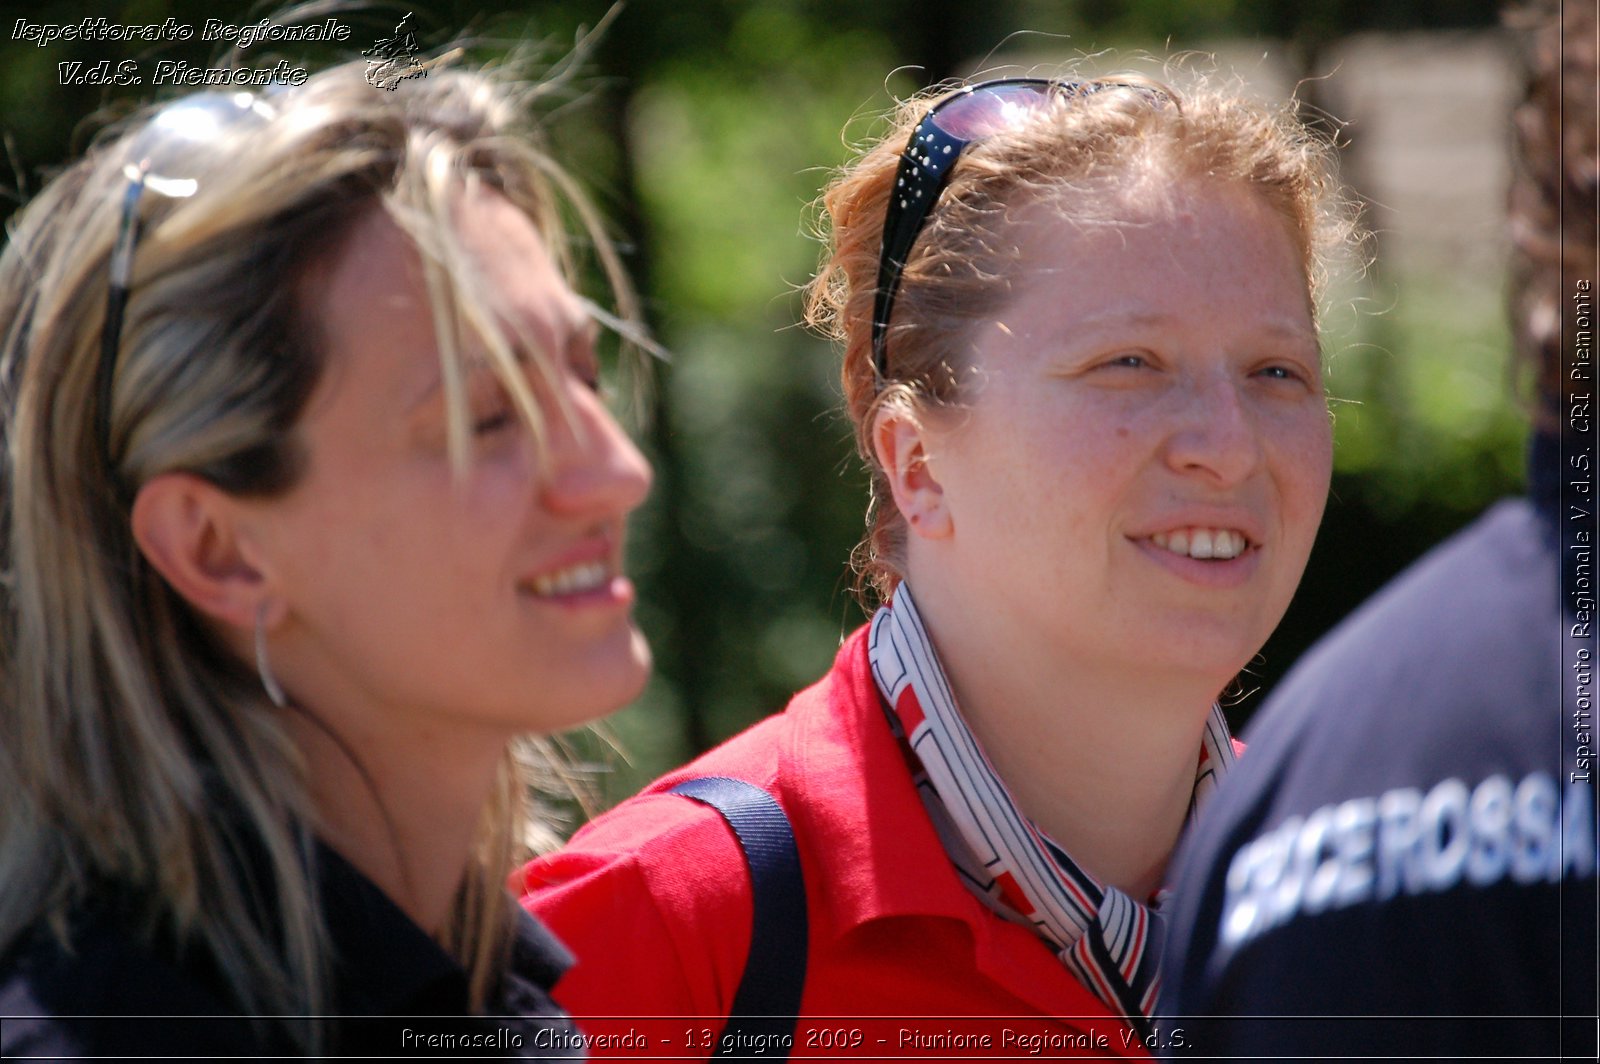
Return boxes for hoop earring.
[254,603,288,708]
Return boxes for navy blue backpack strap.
[669,776,808,1057]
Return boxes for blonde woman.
[523,69,1356,1054]
[0,59,652,1056]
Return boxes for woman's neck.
[902,574,1225,899]
[284,702,504,937]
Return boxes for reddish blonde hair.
[806,68,1360,602]
[1506,0,1597,427]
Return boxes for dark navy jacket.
[0,842,577,1060]
[1160,437,1598,1059]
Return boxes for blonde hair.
[806,67,1359,602]
[0,58,636,1040]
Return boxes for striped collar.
[866,582,1237,1033]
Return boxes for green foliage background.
[0,0,1525,808]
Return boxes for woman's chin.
[570,627,654,728]
[1122,621,1274,694]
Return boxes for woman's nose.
[538,384,653,519]
[1161,371,1264,488]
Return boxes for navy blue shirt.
[0,843,578,1060]
[1160,442,1598,1059]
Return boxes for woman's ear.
[871,404,953,539]
[129,473,277,632]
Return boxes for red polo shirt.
[517,627,1147,1057]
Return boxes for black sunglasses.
[97,91,277,476]
[870,77,1166,381]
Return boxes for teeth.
[529,561,610,597]
[1150,528,1248,561]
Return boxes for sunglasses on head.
[97,91,278,476]
[870,77,1168,382]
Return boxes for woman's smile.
[1147,527,1251,560]
[1129,531,1262,589]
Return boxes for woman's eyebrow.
[404,357,501,414]
[1043,311,1318,346]
[404,309,577,412]
[1031,309,1176,341]
[1255,319,1321,344]
[404,300,622,412]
